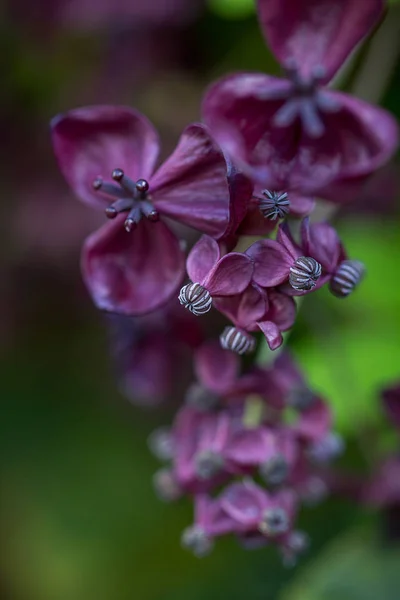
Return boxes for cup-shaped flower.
[179,235,254,316]
[51,106,233,315]
[202,0,398,201]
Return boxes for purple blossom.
[179,235,254,316]
[51,106,233,315]
[202,0,398,201]
[215,284,296,353]
[382,382,400,430]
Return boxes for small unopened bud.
[179,283,212,316]
[153,469,181,502]
[148,427,174,461]
[220,326,255,355]
[281,530,309,567]
[181,525,214,557]
[330,260,365,298]
[258,190,290,220]
[308,432,344,464]
[301,476,328,506]
[260,454,289,486]
[195,450,224,480]
[287,385,315,411]
[185,383,219,412]
[259,507,289,537]
[289,257,322,291]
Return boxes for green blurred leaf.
[207,0,256,19]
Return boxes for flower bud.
[260,455,289,486]
[289,257,322,291]
[181,525,214,557]
[195,450,224,480]
[258,190,290,220]
[329,260,365,297]
[220,326,255,355]
[179,283,212,316]
[259,507,289,537]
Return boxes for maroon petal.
[81,218,185,315]
[276,222,301,259]
[51,105,160,209]
[151,124,231,238]
[267,290,297,331]
[289,194,315,217]
[214,284,268,330]
[237,199,277,236]
[257,0,385,84]
[187,235,220,284]
[195,341,240,395]
[225,428,274,467]
[246,239,293,287]
[294,398,332,443]
[205,253,254,296]
[223,159,255,239]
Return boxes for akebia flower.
[51,106,233,315]
[202,0,398,201]
[215,284,296,353]
[179,235,254,316]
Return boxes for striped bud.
[260,455,289,486]
[289,257,322,291]
[329,260,365,298]
[259,507,289,537]
[259,190,290,220]
[179,283,212,316]
[220,326,256,355]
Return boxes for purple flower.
[363,457,400,508]
[202,0,398,201]
[247,219,365,297]
[215,284,296,353]
[51,106,232,315]
[179,235,254,316]
[382,382,400,430]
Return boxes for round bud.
[195,450,224,480]
[260,455,289,486]
[259,507,289,537]
[112,168,124,181]
[181,525,213,557]
[147,210,159,222]
[105,206,118,219]
[179,283,212,316]
[124,218,136,232]
[220,326,255,355]
[259,190,290,220]
[153,469,181,502]
[289,257,322,291]
[185,383,219,412]
[92,178,103,190]
[329,260,365,298]
[136,178,150,193]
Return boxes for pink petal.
[187,235,220,284]
[151,124,231,238]
[81,218,185,315]
[195,340,240,395]
[246,239,293,287]
[257,0,385,84]
[221,480,268,527]
[205,253,254,296]
[51,105,160,210]
[294,398,332,442]
[225,428,275,467]
[267,290,297,330]
[257,320,283,351]
[194,495,236,536]
[289,194,315,217]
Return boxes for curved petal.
[246,239,293,287]
[195,340,240,395]
[187,235,220,284]
[294,398,332,442]
[205,253,254,296]
[81,218,185,315]
[51,105,160,209]
[151,124,231,238]
[289,194,315,217]
[221,480,268,527]
[223,158,255,239]
[214,284,268,330]
[257,321,283,351]
[267,290,297,331]
[257,0,385,84]
[237,199,277,236]
[225,428,274,467]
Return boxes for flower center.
[259,507,289,537]
[92,168,159,232]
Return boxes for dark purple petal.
[151,124,231,238]
[205,253,254,296]
[289,194,315,217]
[294,398,332,443]
[81,218,185,315]
[246,239,293,287]
[237,199,277,236]
[382,383,400,431]
[276,222,301,259]
[186,235,220,284]
[267,290,297,331]
[195,340,240,395]
[363,457,400,507]
[51,105,160,209]
[257,0,385,83]
[223,158,255,239]
[214,285,268,330]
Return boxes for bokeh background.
[1,0,400,598]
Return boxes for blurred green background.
[1,0,400,598]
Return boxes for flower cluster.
[150,346,341,562]
[51,0,398,562]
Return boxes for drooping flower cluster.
[50,0,398,562]
[150,346,341,562]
